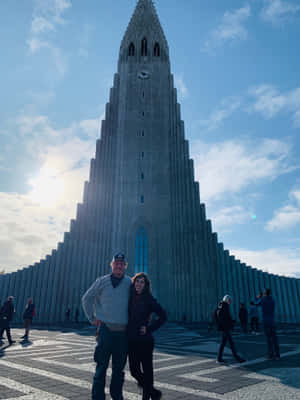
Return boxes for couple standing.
[82,253,167,400]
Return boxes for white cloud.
[78,23,95,58]
[210,205,252,232]
[248,84,300,126]
[198,97,241,131]
[27,0,71,79]
[0,112,103,272]
[261,0,300,24]
[266,189,300,231]
[203,5,251,51]
[174,75,189,99]
[231,247,300,277]
[191,138,294,202]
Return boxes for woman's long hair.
[129,272,152,306]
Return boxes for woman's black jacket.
[128,293,167,341]
[23,304,35,320]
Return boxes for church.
[1,0,299,323]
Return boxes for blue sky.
[1,0,300,277]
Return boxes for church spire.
[119,0,169,64]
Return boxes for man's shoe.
[20,335,27,339]
[216,358,226,364]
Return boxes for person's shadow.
[20,339,33,348]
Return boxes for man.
[0,296,16,345]
[216,295,245,364]
[82,253,131,400]
[257,289,280,360]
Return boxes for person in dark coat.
[128,272,167,400]
[216,295,245,364]
[257,289,280,360]
[22,298,35,341]
[0,296,16,345]
[239,303,248,334]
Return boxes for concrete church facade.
[1,0,300,323]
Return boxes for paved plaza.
[0,323,299,399]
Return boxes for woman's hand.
[140,326,147,335]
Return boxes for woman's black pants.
[128,338,154,395]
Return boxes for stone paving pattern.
[0,323,300,399]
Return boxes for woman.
[128,272,167,400]
[22,298,35,341]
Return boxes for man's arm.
[82,278,102,324]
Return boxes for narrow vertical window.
[141,152,144,159]
[141,195,144,203]
[154,42,160,57]
[135,227,148,274]
[141,172,144,180]
[128,42,135,56]
[141,38,148,56]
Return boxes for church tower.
[1,0,300,324]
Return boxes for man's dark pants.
[92,324,128,400]
[264,323,280,358]
[218,330,238,361]
[0,320,13,343]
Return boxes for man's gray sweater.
[82,274,131,327]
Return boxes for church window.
[154,42,160,57]
[141,172,144,180]
[142,111,144,116]
[142,130,144,136]
[128,42,135,56]
[141,38,148,56]
[141,195,144,203]
[135,227,148,274]
[141,152,144,158]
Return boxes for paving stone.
[0,324,299,399]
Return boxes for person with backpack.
[249,301,259,334]
[0,296,16,345]
[256,289,280,360]
[21,298,35,342]
[216,295,245,364]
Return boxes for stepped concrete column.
[242,264,250,310]
[230,256,239,319]
[279,277,290,322]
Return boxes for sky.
[0,0,300,278]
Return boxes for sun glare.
[28,166,65,206]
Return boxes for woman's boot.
[150,387,162,399]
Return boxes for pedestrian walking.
[0,296,16,345]
[216,295,245,364]
[239,303,248,334]
[249,301,259,334]
[257,289,280,360]
[128,272,167,400]
[21,298,35,341]
[82,253,131,400]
